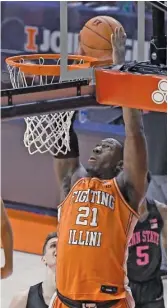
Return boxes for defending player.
[128,187,167,308]
[52,28,148,308]
[1,199,13,279]
[9,232,57,308]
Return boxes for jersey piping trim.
[49,292,57,308]
[125,212,133,236]
[58,176,139,219]
[113,178,139,219]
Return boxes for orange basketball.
[80,16,124,60]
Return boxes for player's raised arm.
[155,200,167,253]
[53,114,87,201]
[53,44,89,201]
[1,199,13,279]
[112,29,148,212]
[117,108,148,211]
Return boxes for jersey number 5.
[136,245,149,266]
[76,207,98,227]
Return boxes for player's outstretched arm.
[155,200,167,253]
[53,114,87,202]
[1,199,13,279]
[117,108,148,212]
[9,290,29,308]
[53,44,88,202]
[111,29,148,212]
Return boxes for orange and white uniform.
[54,177,138,308]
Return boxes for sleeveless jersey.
[56,177,138,302]
[127,199,163,283]
[26,282,48,308]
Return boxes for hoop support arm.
[1,95,101,121]
[1,62,167,118]
[1,80,93,106]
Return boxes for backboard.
[59,1,146,80]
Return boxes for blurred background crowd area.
[68,1,153,13]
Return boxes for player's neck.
[42,268,56,299]
[87,167,117,180]
[139,199,148,220]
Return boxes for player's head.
[88,138,123,179]
[42,232,57,270]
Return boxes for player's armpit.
[116,108,148,213]
[71,164,88,187]
[9,290,29,308]
[55,161,87,202]
[155,200,167,253]
[54,157,80,187]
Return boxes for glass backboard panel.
[1,1,155,88]
[59,1,153,80]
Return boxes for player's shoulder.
[9,289,29,308]
[154,199,167,219]
[154,199,167,210]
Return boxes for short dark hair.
[102,138,124,162]
[42,232,57,255]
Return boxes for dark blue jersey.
[127,199,164,283]
[26,282,48,308]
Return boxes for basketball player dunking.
[51,28,148,308]
[128,176,167,308]
[1,199,13,279]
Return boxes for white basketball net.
[7,57,78,155]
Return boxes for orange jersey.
[56,177,138,302]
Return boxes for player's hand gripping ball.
[79,16,125,61]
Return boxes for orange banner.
[7,209,58,255]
